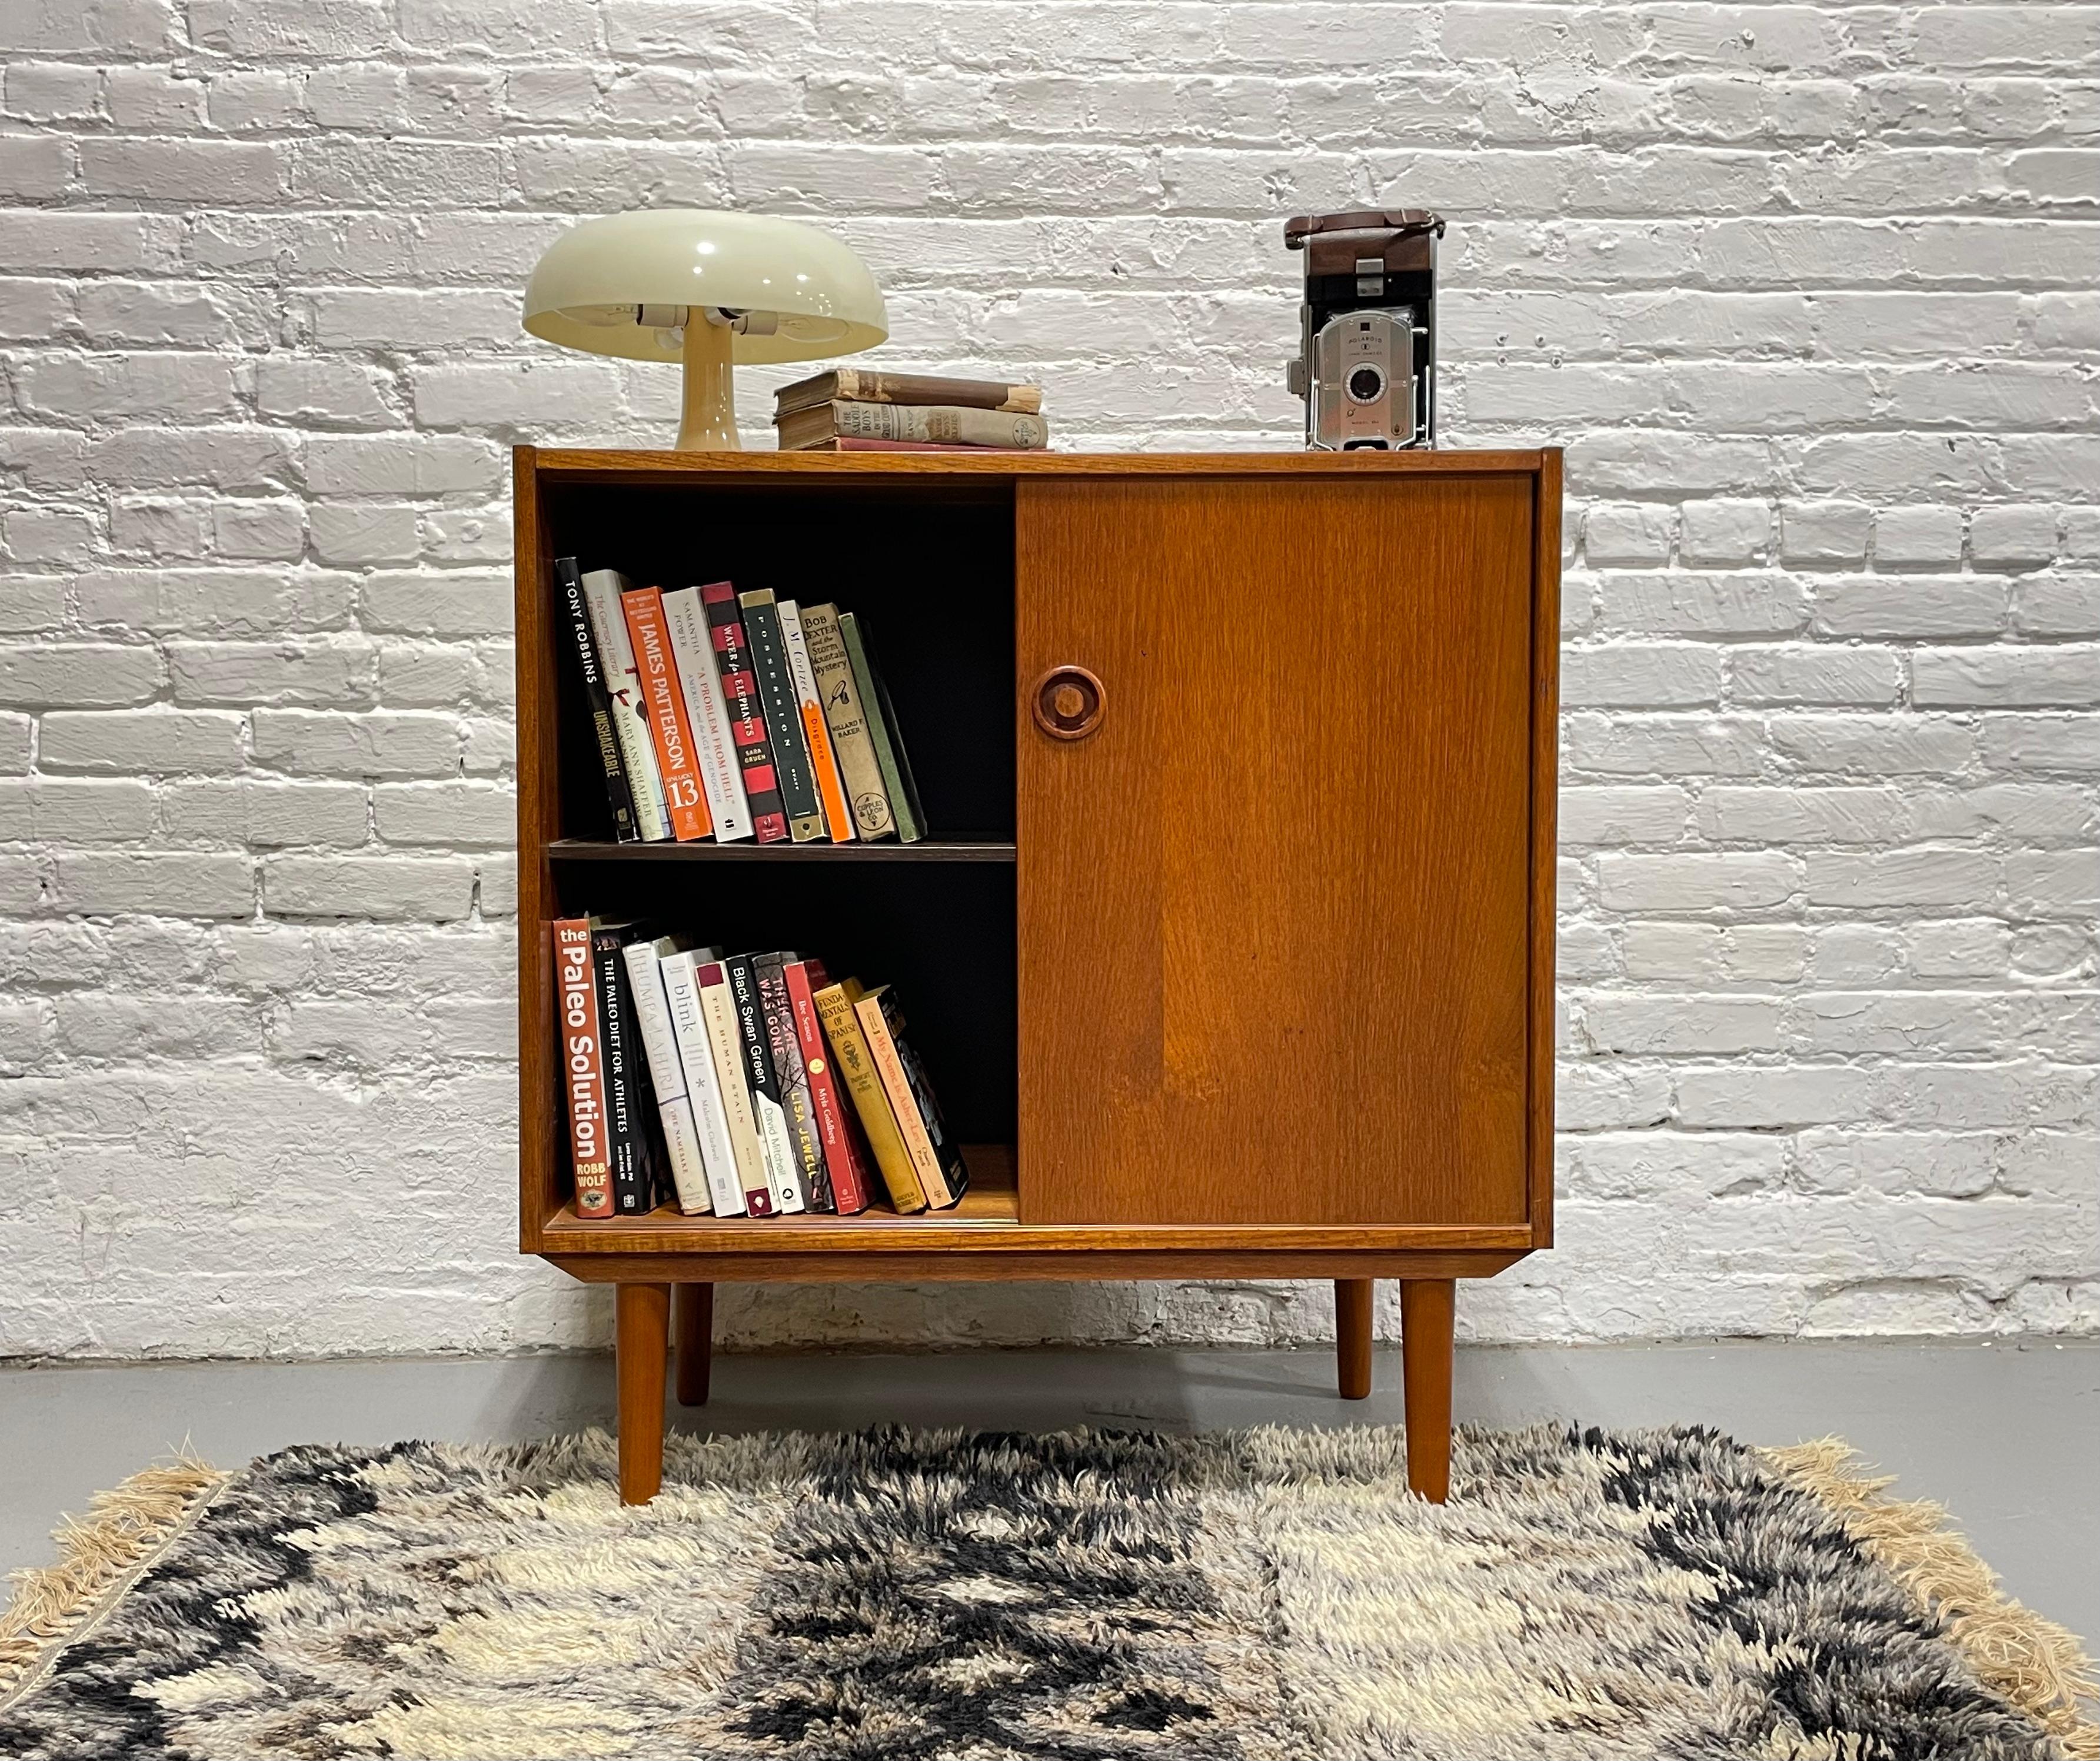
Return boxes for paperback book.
[590,921,662,1216]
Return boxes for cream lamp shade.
[522,209,888,451]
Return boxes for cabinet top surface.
[522,445,1558,482]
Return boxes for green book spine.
[838,612,924,844]
[738,590,824,843]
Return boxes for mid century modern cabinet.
[514,447,1561,1504]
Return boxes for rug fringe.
[0,1459,226,1703]
[1763,1438,2099,1760]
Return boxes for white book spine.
[778,600,854,843]
[580,568,671,842]
[620,939,711,1214]
[697,964,776,1217]
[750,1091,807,1214]
[656,1100,709,1213]
[663,586,752,843]
[658,949,747,1218]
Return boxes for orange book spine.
[853,987,956,1209]
[779,600,856,843]
[621,586,713,842]
[801,702,853,841]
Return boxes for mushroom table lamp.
[522,210,888,450]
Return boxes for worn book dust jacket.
[801,602,893,840]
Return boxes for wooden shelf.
[545,838,1016,865]
[545,1144,1017,1246]
[534,1147,1534,1259]
[530,447,1556,485]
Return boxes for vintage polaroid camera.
[1284,210,1444,450]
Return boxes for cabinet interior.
[535,475,1021,1214]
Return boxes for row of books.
[556,918,968,1221]
[558,558,927,845]
[774,367,1049,452]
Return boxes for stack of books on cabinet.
[773,368,1048,453]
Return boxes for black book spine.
[738,591,824,843]
[593,926,660,1214]
[555,556,639,843]
[754,952,833,1212]
[724,952,780,1109]
[702,584,788,844]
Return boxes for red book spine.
[784,958,871,1214]
[701,581,788,844]
[621,585,712,842]
[554,917,613,1218]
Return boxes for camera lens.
[1346,365,1384,404]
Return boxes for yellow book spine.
[853,987,955,1210]
[814,981,926,1213]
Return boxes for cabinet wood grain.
[1017,474,1536,1227]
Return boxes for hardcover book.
[774,368,1043,417]
[621,936,712,1214]
[700,582,788,844]
[853,983,966,1210]
[754,951,831,1211]
[661,585,752,842]
[840,611,925,843]
[591,922,661,1216]
[791,437,1026,452]
[553,917,613,1218]
[799,602,893,841]
[657,946,747,1217]
[725,951,807,1214]
[578,568,671,841]
[777,599,855,843]
[776,401,1049,451]
[737,590,825,843]
[785,957,872,1215]
[813,976,926,1214]
[621,585,713,843]
[553,557,638,843]
[695,958,774,1216]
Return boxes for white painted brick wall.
[0,1,2094,1360]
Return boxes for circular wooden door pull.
[1031,665,1105,741]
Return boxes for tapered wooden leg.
[616,1282,671,1504]
[674,1282,713,1407]
[1334,1279,1374,1399]
[1400,1278,1456,1503]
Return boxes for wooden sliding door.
[1016,471,1539,1226]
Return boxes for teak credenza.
[515,446,1562,1504]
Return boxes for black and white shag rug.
[1,1425,2092,1760]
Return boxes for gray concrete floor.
[2,1340,2094,1647]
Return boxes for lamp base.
[675,318,740,450]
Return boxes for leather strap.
[1284,209,1445,277]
